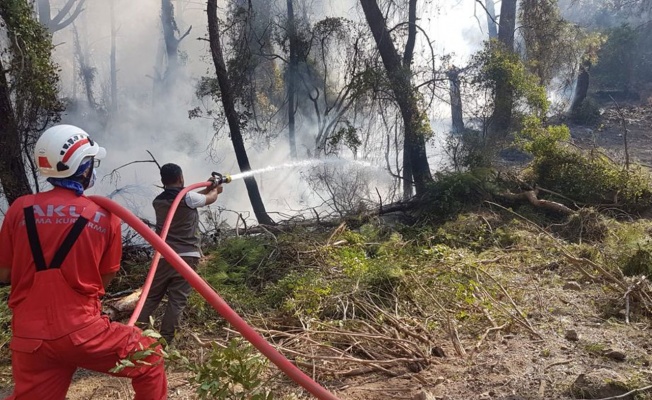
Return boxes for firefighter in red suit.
[0,125,168,399]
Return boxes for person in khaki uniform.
[137,163,222,344]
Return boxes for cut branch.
[497,189,575,215]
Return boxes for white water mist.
[228,158,374,181]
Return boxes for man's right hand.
[208,176,219,189]
[203,180,222,206]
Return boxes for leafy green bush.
[519,116,571,155]
[190,339,273,400]
[598,220,652,277]
[472,40,549,119]
[205,237,274,287]
[551,208,609,244]
[362,257,406,297]
[621,244,652,279]
[417,170,495,221]
[272,270,333,318]
[189,236,284,317]
[433,214,519,251]
[520,117,652,212]
[534,151,652,211]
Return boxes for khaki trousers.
[136,256,199,343]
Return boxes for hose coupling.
[211,172,232,185]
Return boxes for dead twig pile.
[245,298,440,381]
[487,201,652,319]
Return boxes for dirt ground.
[2,103,652,399]
[3,260,651,400]
[569,101,652,166]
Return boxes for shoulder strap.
[23,200,102,271]
[48,217,89,269]
[23,206,48,272]
[49,202,100,269]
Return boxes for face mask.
[88,169,97,189]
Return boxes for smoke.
[9,0,494,226]
[558,0,652,28]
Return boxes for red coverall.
[0,188,167,400]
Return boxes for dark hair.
[160,163,183,185]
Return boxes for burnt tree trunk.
[401,0,418,199]
[207,0,275,226]
[73,24,97,110]
[401,142,413,201]
[161,0,179,82]
[287,0,298,158]
[490,0,517,136]
[161,0,191,87]
[497,0,516,47]
[0,58,32,205]
[37,0,85,33]
[360,0,432,196]
[571,63,590,114]
[448,67,465,134]
[485,0,498,39]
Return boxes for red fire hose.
[89,194,340,400]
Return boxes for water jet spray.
[225,158,374,182]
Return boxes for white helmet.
[34,124,107,178]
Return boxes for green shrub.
[206,237,273,286]
[621,244,652,279]
[551,208,609,244]
[190,236,286,316]
[272,270,332,319]
[418,170,495,221]
[533,150,652,211]
[520,117,652,212]
[432,214,518,251]
[190,339,273,400]
[363,259,405,297]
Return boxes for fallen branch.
[544,359,572,371]
[497,189,575,215]
[189,332,226,349]
[224,311,436,379]
[406,272,466,357]
[470,323,508,358]
[102,288,142,320]
[471,265,542,339]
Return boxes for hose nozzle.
[211,172,232,185]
